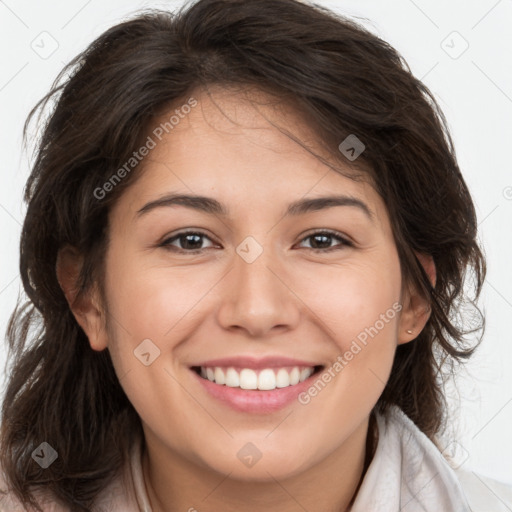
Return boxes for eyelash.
[159,229,353,254]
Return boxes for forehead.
[118,86,389,231]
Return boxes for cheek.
[294,256,402,345]
[101,255,204,427]
[293,255,402,408]
[104,249,210,342]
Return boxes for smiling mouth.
[191,365,324,391]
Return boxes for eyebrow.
[136,193,375,222]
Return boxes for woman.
[1,0,509,510]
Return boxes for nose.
[216,245,301,338]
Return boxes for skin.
[57,86,435,512]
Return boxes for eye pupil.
[181,234,202,249]
[310,234,332,249]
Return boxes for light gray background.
[1,0,511,487]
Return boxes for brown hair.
[1,0,486,510]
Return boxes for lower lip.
[190,368,320,414]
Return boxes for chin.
[198,447,315,482]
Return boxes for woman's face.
[79,87,426,481]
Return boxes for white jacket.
[351,406,512,511]
[1,406,511,511]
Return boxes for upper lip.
[191,356,323,369]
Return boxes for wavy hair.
[1,0,486,510]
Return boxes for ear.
[397,251,437,345]
[56,245,109,351]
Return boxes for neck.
[142,413,378,512]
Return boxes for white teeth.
[299,368,313,382]
[239,369,258,390]
[214,367,225,385]
[258,369,276,390]
[225,368,239,387]
[198,365,317,390]
[276,368,290,388]
[290,367,300,385]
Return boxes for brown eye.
[297,230,353,252]
[160,231,216,253]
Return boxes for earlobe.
[56,245,108,351]
[397,251,436,345]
